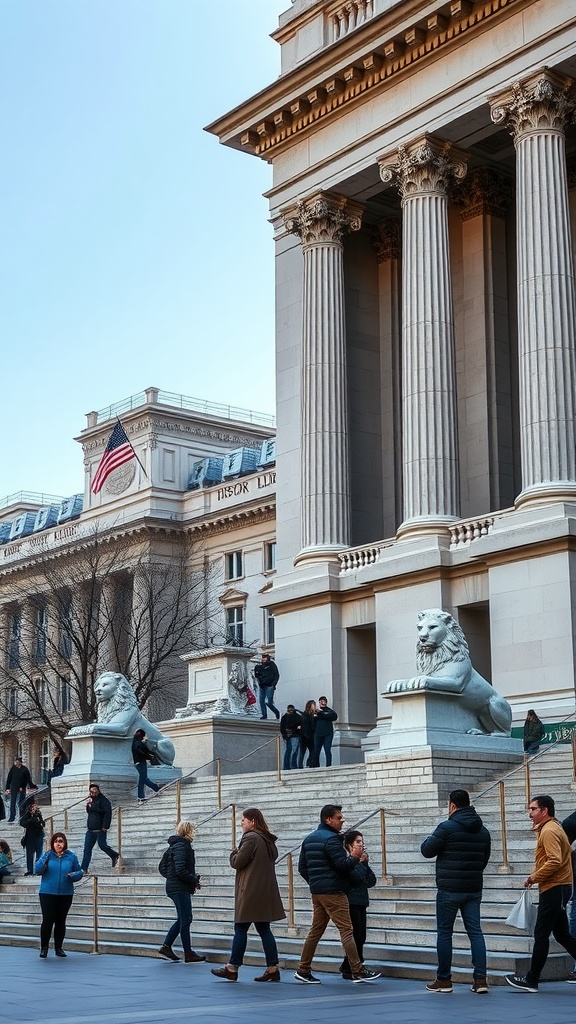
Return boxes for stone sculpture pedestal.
[50,734,180,808]
[365,688,522,803]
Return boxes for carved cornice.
[213,0,527,159]
[282,192,363,247]
[371,218,401,262]
[185,505,275,539]
[453,168,513,221]
[490,69,575,141]
[379,136,468,200]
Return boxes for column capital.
[378,134,468,200]
[371,218,401,262]
[453,167,514,221]
[281,191,363,247]
[490,69,575,141]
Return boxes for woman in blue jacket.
[34,832,83,958]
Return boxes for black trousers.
[340,904,367,972]
[39,893,73,949]
[528,884,576,983]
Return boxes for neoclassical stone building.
[209,0,576,759]
[0,388,276,782]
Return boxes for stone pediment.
[219,587,248,606]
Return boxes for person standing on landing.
[132,729,160,803]
[312,697,337,767]
[254,653,280,720]
[280,704,301,770]
[421,788,491,994]
[211,807,285,982]
[506,794,576,992]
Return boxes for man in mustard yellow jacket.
[506,794,576,992]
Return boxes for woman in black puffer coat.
[157,821,205,964]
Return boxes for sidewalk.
[1,946,573,1024]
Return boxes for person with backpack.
[157,820,205,964]
[20,800,45,875]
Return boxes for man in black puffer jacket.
[421,789,491,994]
[80,784,119,873]
[294,804,380,984]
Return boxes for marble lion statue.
[68,671,175,765]
[385,609,512,736]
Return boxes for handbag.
[505,887,539,934]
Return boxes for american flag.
[91,420,136,494]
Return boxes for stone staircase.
[1,747,575,984]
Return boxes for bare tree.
[0,529,217,743]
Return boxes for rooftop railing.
[93,389,276,429]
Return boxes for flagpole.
[117,417,149,480]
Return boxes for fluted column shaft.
[283,193,362,561]
[379,136,468,534]
[491,70,576,502]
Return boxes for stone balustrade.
[330,0,374,41]
[449,516,495,546]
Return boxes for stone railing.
[449,516,495,546]
[338,537,395,572]
[329,0,374,41]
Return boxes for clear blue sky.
[0,0,287,501]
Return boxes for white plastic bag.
[505,887,538,935]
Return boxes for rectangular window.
[59,598,73,659]
[225,551,243,580]
[265,608,275,645]
[35,676,47,706]
[8,686,18,715]
[226,607,244,646]
[58,674,72,714]
[40,737,51,785]
[8,611,21,669]
[35,607,48,664]
[264,542,277,572]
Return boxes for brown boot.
[211,965,238,981]
[185,951,206,963]
[254,967,280,982]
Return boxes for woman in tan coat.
[211,807,285,982]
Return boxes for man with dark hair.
[279,704,301,770]
[295,804,380,985]
[421,788,491,994]
[4,756,32,822]
[254,653,280,721]
[312,697,338,768]
[80,784,119,873]
[506,794,576,992]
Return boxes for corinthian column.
[282,192,363,563]
[490,70,576,505]
[379,136,468,536]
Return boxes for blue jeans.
[164,890,193,954]
[230,921,279,967]
[436,890,486,980]
[313,734,333,767]
[283,736,299,770]
[81,830,117,871]
[135,761,159,800]
[259,686,279,719]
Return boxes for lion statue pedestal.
[365,609,522,802]
[51,671,182,807]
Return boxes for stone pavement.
[1,947,574,1024]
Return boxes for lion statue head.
[94,672,138,724]
[415,609,469,675]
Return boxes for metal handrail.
[473,711,576,873]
